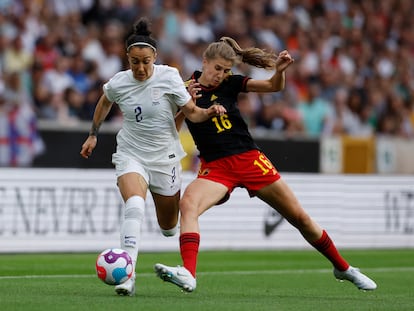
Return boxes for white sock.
[121,195,145,271]
[160,224,178,237]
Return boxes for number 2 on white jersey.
[135,106,142,122]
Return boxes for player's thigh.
[113,153,149,201]
[117,172,148,201]
[257,179,322,240]
[256,178,304,221]
[181,178,228,216]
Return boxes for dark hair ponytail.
[126,18,157,52]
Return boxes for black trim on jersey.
[185,71,260,162]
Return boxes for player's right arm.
[179,80,226,124]
[80,94,113,159]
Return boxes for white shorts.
[112,153,182,196]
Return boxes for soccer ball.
[95,248,133,285]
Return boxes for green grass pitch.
[1,249,413,311]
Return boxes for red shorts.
[197,149,281,197]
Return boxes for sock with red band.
[310,230,350,271]
[180,232,200,277]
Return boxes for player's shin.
[179,232,200,277]
[120,195,145,271]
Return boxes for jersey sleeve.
[228,74,250,94]
[103,78,117,103]
[168,68,192,107]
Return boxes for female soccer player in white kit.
[80,18,226,296]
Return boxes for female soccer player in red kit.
[155,37,377,292]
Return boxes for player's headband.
[127,42,156,52]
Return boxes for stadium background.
[0,0,413,253]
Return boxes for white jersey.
[104,65,191,165]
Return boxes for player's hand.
[207,104,226,117]
[80,135,97,159]
[187,79,202,102]
[276,50,294,72]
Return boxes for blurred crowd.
[1,0,414,164]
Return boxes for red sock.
[310,230,350,271]
[180,232,200,277]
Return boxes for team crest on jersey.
[198,168,210,176]
[151,88,161,101]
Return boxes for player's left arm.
[246,50,294,93]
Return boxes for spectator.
[0,72,44,167]
[33,32,61,71]
[325,87,374,137]
[297,80,333,137]
[0,0,413,141]
[96,21,124,81]
[67,52,92,95]
[179,7,215,45]
[3,34,33,75]
[63,86,84,120]
[377,91,414,137]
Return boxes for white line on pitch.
[1,267,413,280]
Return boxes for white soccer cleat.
[154,263,196,292]
[333,266,377,290]
[115,273,136,296]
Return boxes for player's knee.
[292,213,313,230]
[124,195,145,220]
[179,196,194,215]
